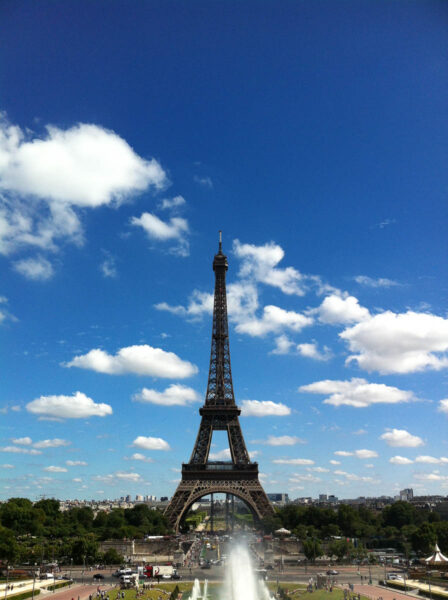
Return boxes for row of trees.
[0,497,170,564]
[261,501,448,558]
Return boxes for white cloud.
[43,466,67,473]
[0,117,166,256]
[194,176,213,188]
[315,294,370,325]
[26,391,112,419]
[133,384,200,406]
[439,400,448,414]
[329,460,341,465]
[100,256,117,278]
[12,437,32,445]
[333,470,375,483]
[415,456,448,464]
[72,477,82,483]
[354,449,378,459]
[341,311,448,374]
[380,428,424,448]
[128,453,154,463]
[0,464,14,469]
[233,239,307,296]
[354,275,399,288]
[353,429,367,435]
[271,335,295,355]
[333,449,377,459]
[132,436,170,451]
[299,377,414,408]
[65,344,197,378]
[272,458,315,465]
[289,473,321,483]
[96,471,143,483]
[308,466,330,473]
[131,212,189,257]
[261,435,305,446]
[389,456,414,465]
[33,438,70,449]
[236,305,312,337]
[414,472,448,482]
[13,256,54,280]
[159,195,186,210]
[0,446,42,455]
[241,400,291,417]
[297,342,331,361]
[208,448,231,460]
[66,460,87,466]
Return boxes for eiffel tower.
[164,233,275,531]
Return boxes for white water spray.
[190,578,201,600]
[222,544,274,600]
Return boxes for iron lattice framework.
[164,235,275,531]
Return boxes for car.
[93,574,105,580]
[201,563,211,569]
[327,570,339,576]
[171,573,181,580]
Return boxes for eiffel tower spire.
[205,231,235,407]
[164,234,274,531]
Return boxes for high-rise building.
[400,488,413,501]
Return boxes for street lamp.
[3,566,11,600]
[31,568,37,600]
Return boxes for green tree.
[302,538,323,562]
[412,522,437,555]
[102,548,124,564]
[329,539,355,562]
[0,525,19,562]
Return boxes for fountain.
[223,544,274,600]
[189,544,273,600]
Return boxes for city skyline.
[1,1,447,502]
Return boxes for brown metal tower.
[164,233,275,531]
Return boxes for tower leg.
[210,492,214,534]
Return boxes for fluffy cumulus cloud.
[0,446,42,455]
[389,456,414,465]
[96,471,142,483]
[380,428,424,448]
[272,458,314,465]
[439,400,448,414]
[208,448,231,460]
[131,212,189,257]
[333,449,378,459]
[414,472,448,482]
[233,239,307,295]
[66,460,87,466]
[415,456,448,464]
[0,116,166,261]
[132,436,171,451]
[261,435,305,446]
[341,311,448,374]
[26,391,112,419]
[133,384,200,406]
[297,342,332,361]
[33,438,70,449]
[299,377,414,408]
[65,344,198,378]
[128,453,154,463]
[13,256,54,280]
[315,294,370,324]
[159,195,186,211]
[235,305,312,337]
[240,400,291,417]
[354,275,399,288]
[43,466,67,473]
[12,437,32,445]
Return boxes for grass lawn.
[115,583,370,600]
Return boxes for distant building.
[400,488,413,501]
[319,494,328,502]
[267,493,289,505]
[135,494,144,502]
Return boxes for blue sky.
[1,0,447,503]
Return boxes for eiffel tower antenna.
[164,237,274,531]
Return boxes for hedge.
[8,590,40,600]
[47,581,71,592]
